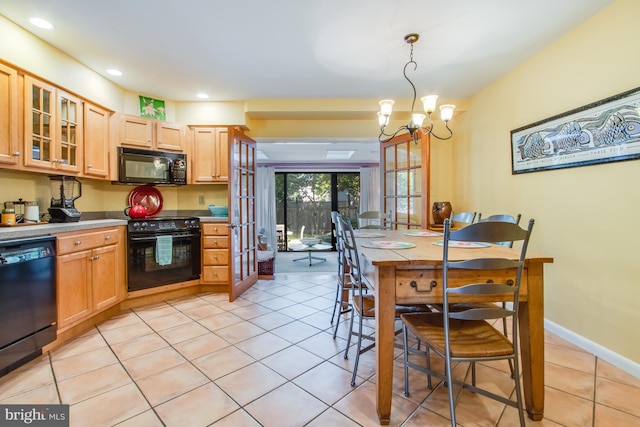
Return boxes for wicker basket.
[258,258,274,276]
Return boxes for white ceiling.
[1,0,613,167]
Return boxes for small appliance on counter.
[48,175,82,223]
[3,199,38,224]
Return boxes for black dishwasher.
[0,236,57,376]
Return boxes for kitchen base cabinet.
[201,223,230,284]
[56,227,125,330]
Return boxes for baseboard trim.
[544,319,640,378]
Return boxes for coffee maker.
[48,176,82,223]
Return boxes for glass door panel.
[277,172,359,251]
[229,130,257,301]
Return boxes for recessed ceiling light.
[196,93,209,99]
[29,17,54,29]
[326,150,355,160]
[107,69,122,76]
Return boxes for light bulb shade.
[379,99,395,116]
[411,113,426,128]
[440,104,456,121]
[421,95,438,114]
[377,111,389,127]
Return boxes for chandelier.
[377,33,455,144]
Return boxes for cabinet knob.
[12,152,20,157]
[105,235,111,240]
[87,164,93,168]
[75,241,81,245]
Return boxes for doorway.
[275,172,359,251]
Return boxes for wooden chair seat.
[401,313,513,359]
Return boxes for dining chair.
[356,210,390,230]
[477,213,521,247]
[337,215,428,386]
[401,218,534,427]
[449,211,476,226]
[330,211,352,338]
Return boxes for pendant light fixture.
[377,33,455,144]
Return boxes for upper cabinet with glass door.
[382,132,430,229]
[24,76,83,173]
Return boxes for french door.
[276,172,360,250]
[229,129,257,301]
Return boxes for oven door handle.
[128,233,199,242]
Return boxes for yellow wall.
[457,0,640,364]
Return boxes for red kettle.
[124,204,147,219]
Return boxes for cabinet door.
[57,250,92,328]
[156,122,184,152]
[0,63,19,167]
[382,133,430,228]
[56,89,83,174]
[214,127,229,181]
[83,102,110,178]
[191,127,229,183]
[92,244,120,311]
[24,76,57,169]
[120,114,153,148]
[192,127,216,183]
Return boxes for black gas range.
[126,216,201,292]
[127,216,200,234]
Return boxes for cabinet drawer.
[203,249,229,265]
[203,235,229,249]
[202,266,229,283]
[57,228,120,255]
[395,267,527,305]
[202,223,229,236]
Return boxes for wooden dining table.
[356,229,554,425]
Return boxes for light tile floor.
[1,272,639,426]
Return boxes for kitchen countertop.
[0,219,128,241]
[0,216,227,241]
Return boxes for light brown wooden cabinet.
[201,223,230,284]
[118,113,185,152]
[56,227,125,330]
[83,102,111,178]
[24,76,83,174]
[0,63,19,167]
[382,132,431,228]
[191,126,229,183]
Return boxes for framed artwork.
[139,96,166,120]
[511,87,640,174]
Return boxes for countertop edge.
[0,216,228,241]
[0,219,129,241]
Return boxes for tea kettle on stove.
[124,204,147,219]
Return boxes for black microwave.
[117,147,187,185]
